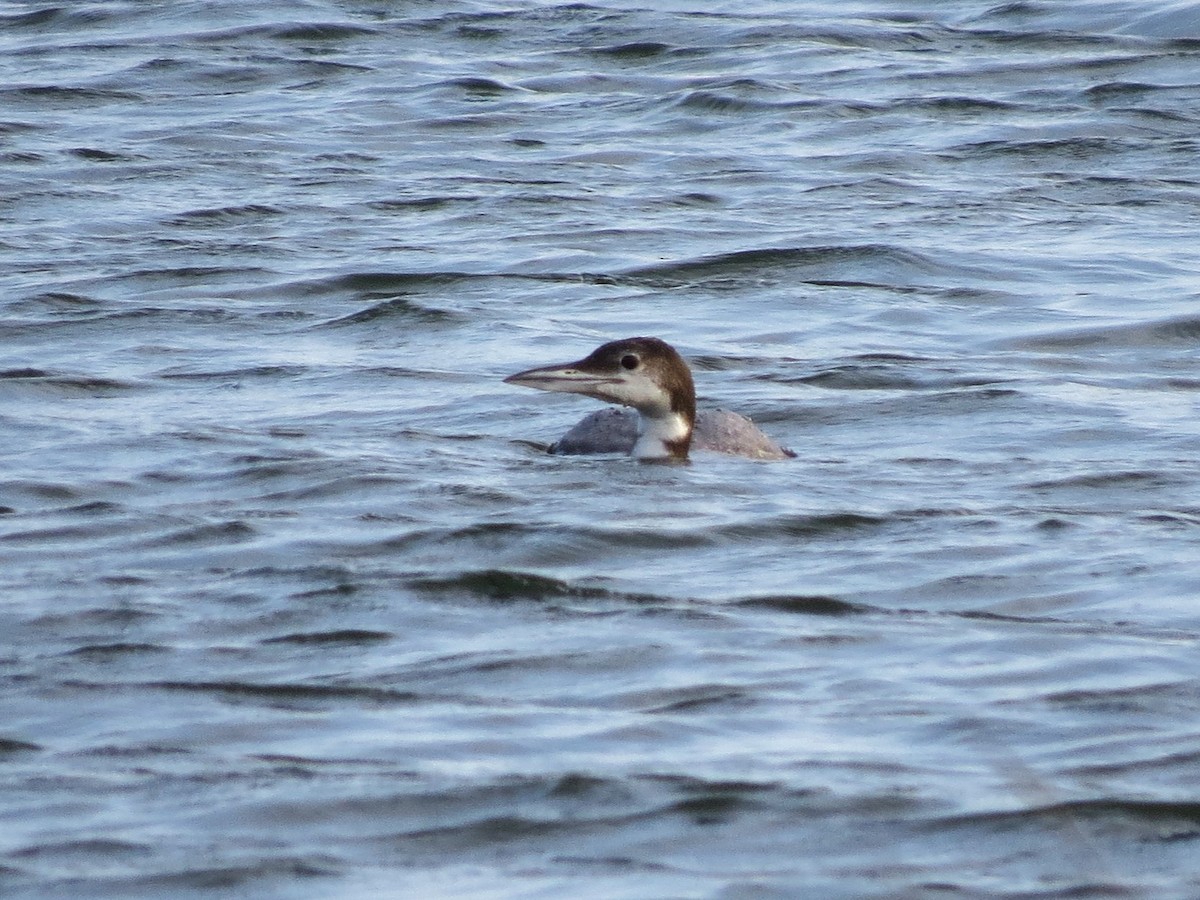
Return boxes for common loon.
[504,336,794,461]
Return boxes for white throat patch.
[632,410,690,459]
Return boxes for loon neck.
[634,357,697,459]
[632,408,692,460]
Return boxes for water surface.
[3,1,1200,896]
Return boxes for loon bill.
[504,336,794,461]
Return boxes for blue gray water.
[4,1,1200,896]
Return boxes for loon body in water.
[504,337,793,461]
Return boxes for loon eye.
[620,354,639,370]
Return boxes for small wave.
[10,291,102,314]
[0,737,41,753]
[625,244,982,289]
[673,90,785,114]
[1011,313,1200,351]
[746,21,942,51]
[157,364,305,382]
[1,522,131,547]
[271,22,379,41]
[635,684,750,714]
[366,516,889,573]
[437,76,523,95]
[1026,470,1179,492]
[190,22,378,44]
[261,630,393,646]
[142,520,258,549]
[949,136,1133,162]
[10,837,152,860]
[256,270,486,327]
[366,195,478,211]
[0,367,51,379]
[0,369,139,394]
[319,296,458,328]
[304,271,467,291]
[64,643,167,658]
[1085,81,1167,100]
[0,149,45,164]
[940,797,1200,834]
[0,479,82,503]
[716,512,887,540]
[375,522,712,559]
[167,204,285,226]
[792,358,1008,392]
[150,680,419,705]
[67,147,133,162]
[0,7,65,29]
[422,112,526,131]
[353,771,784,849]
[1043,678,1193,712]
[735,595,871,616]
[255,474,411,501]
[409,569,662,604]
[591,41,674,59]
[28,604,159,629]
[78,858,339,893]
[1,85,143,106]
[60,266,270,301]
[1136,510,1200,528]
[895,95,1019,114]
[0,119,40,136]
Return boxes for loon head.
[505,336,696,460]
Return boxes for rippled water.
[4,1,1200,896]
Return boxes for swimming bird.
[504,336,793,461]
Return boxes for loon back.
[552,407,794,460]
